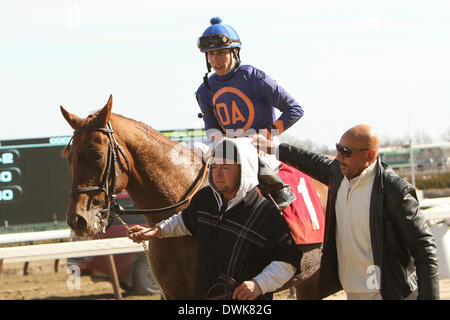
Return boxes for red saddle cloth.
[277,162,325,245]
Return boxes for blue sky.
[1,0,449,148]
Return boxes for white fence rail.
[421,197,450,209]
[421,197,450,225]
[0,237,143,264]
[423,208,450,222]
[0,229,73,245]
[0,230,145,300]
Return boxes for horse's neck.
[113,117,204,223]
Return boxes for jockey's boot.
[258,158,296,211]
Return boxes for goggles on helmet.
[197,34,241,51]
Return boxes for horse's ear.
[95,95,113,128]
[60,106,82,130]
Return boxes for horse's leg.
[293,177,327,300]
[149,236,198,300]
[294,268,320,300]
[294,246,322,300]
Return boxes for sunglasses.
[336,143,370,158]
[197,34,240,50]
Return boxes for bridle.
[67,121,210,229]
[68,122,131,228]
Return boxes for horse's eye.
[91,151,103,161]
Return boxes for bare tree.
[441,127,450,142]
[379,134,406,148]
[381,131,434,148]
[279,134,333,154]
[413,130,433,145]
[279,134,310,148]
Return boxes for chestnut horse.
[60,95,328,299]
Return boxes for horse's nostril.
[93,199,100,206]
[75,215,87,230]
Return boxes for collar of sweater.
[346,161,377,190]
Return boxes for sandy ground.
[0,259,159,300]
[0,259,449,300]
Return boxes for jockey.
[195,17,304,210]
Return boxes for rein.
[205,273,269,300]
[68,122,210,223]
[113,156,210,216]
[206,274,240,300]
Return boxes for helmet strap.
[203,53,212,91]
[203,73,212,91]
[232,48,241,67]
[205,52,212,73]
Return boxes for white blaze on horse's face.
[60,95,127,237]
[66,133,112,236]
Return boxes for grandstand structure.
[380,142,450,175]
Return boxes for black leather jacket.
[278,143,440,299]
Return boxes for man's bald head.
[337,124,380,179]
[342,124,379,157]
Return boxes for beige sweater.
[335,161,381,296]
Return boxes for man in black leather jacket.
[253,124,439,299]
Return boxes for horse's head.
[60,95,130,236]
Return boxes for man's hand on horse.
[128,225,162,243]
[232,280,263,300]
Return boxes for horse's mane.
[111,112,179,148]
[111,113,205,164]
[62,110,191,159]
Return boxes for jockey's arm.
[258,73,304,134]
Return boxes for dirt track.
[0,259,448,300]
[0,260,159,300]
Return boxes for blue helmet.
[197,17,241,53]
